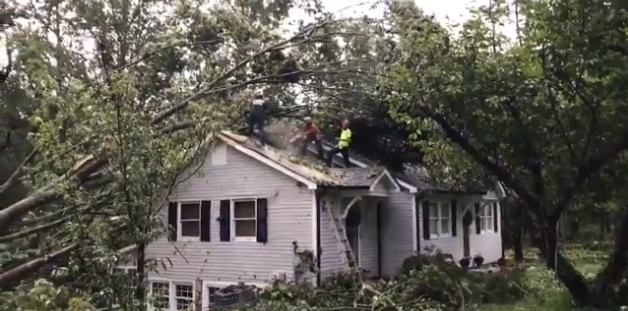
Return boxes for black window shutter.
[422,200,430,240]
[219,200,231,242]
[257,199,268,243]
[451,200,457,237]
[200,201,211,242]
[475,203,481,234]
[493,202,499,232]
[415,197,421,251]
[168,202,178,241]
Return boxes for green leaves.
[379,0,628,305]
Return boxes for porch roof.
[329,167,394,188]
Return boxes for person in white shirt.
[246,91,267,145]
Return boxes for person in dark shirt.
[296,117,324,160]
[246,91,267,145]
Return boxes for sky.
[0,0,516,68]
[326,0,478,21]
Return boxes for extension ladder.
[322,200,363,289]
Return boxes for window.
[111,267,137,307]
[480,203,495,232]
[179,202,201,240]
[428,202,451,238]
[232,200,257,240]
[175,283,194,310]
[113,266,137,286]
[202,284,224,310]
[113,266,137,278]
[211,144,227,166]
[151,282,170,310]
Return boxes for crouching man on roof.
[327,118,351,167]
[290,117,325,160]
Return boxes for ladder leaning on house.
[322,200,364,289]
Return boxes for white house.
[117,130,505,311]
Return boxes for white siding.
[420,195,464,260]
[418,196,503,264]
[146,143,314,285]
[469,201,502,263]
[380,191,415,277]
[359,200,378,277]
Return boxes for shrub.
[257,272,447,311]
[466,268,528,304]
[399,247,529,307]
[401,246,457,275]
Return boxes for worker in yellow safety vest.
[327,118,351,167]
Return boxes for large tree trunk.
[533,223,595,306]
[512,227,524,262]
[135,241,146,310]
[510,201,525,261]
[591,204,628,305]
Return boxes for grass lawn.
[483,245,609,311]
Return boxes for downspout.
[376,202,382,277]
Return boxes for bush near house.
[246,250,528,311]
[248,245,609,311]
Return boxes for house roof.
[310,139,487,194]
[217,131,395,190]
[311,140,432,190]
[329,167,387,187]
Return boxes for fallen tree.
[0,0,379,289]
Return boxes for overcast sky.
[0,0,516,67]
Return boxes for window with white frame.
[111,267,137,307]
[151,282,170,310]
[113,266,137,287]
[179,202,201,240]
[175,283,194,310]
[113,266,137,278]
[480,203,495,232]
[429,202,451,238]
[233,200,257,239]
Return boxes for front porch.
[317,167,400,279]
[322,193,387,278]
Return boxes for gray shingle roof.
[329,167,386,187]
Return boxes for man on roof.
[326,118,351,167]
[246,90,267,145]
[291,117,325,160]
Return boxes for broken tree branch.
[0,243,78,287]
[0,155,107,229]
[151,19,350,125]
[16,207,74,227]
[0,147,38,195]
[0,18,355,241]
[0,216,70,243]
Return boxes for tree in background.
[381,0,628,307]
